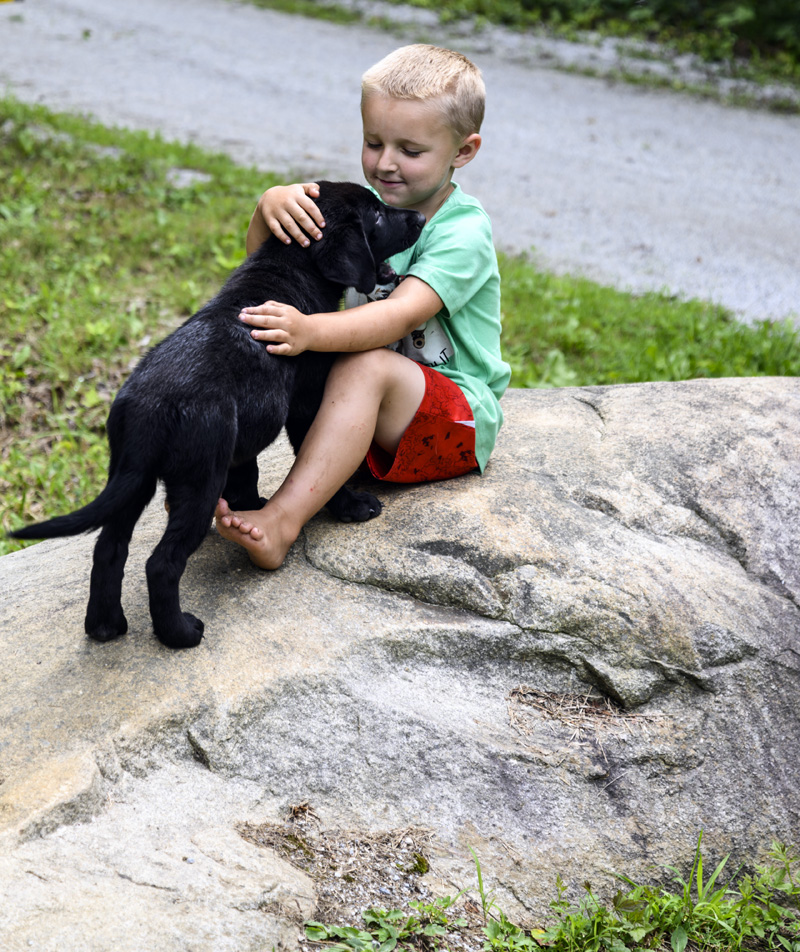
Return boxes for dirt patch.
[239,806,487,951]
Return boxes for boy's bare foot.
[214,498,297,570]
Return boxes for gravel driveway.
[2,0,799,324]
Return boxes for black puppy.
[10,182,425,650]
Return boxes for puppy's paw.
[226,493,268,511]
[327,488,382,523]
[85,611,128,642]
[155,612,205,650]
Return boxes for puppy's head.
[310,182,425,294]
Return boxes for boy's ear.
[453,133,482,169]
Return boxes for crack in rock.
[571,394,608,438]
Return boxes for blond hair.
[361,44,485,141]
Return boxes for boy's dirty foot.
[214,498,297,570]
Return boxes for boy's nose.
[376,148,399,172]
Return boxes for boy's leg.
[215,348,426,569]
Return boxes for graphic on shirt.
[388,317,453,368]
[344,265,455,370]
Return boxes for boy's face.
[361,93,479,222]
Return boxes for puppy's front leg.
[221,457,267,511]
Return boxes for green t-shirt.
[385,183,510,472]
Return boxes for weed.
[304,835,800,952]
[306,895,467,951]
[498,256,800,389]
[539,834,800,952]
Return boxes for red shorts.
[364,364,478,484]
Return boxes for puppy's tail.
[8,470,154,541]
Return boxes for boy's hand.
[257,183,326,247]
[240,302,315,356]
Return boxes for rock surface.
[1,380,799,949]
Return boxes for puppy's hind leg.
[85,478,156,642]
[145,481,221,649]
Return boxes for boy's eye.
[403,149,421,158]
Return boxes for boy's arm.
[246,183,326,254]
[240,277,443,356]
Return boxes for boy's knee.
[331,349,392,377]
[328,349,415,399]
[334,348,386,365]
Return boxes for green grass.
[0,97,279,552]
[305,837,800,952]
[538,837,800,952]
[499,256,800,388]
[1,96,799,556]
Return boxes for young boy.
[215,44,510,568]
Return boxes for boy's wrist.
[245,205,271,255]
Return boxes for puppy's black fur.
[10,182,425,649]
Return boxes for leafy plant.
[540,833,800,952]
[305,895,467,951]
[248,0,800,89]
[371,0,800,75]
[304,837,800,952]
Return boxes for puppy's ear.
[310,222,377,295]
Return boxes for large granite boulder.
[1,379,798,949]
